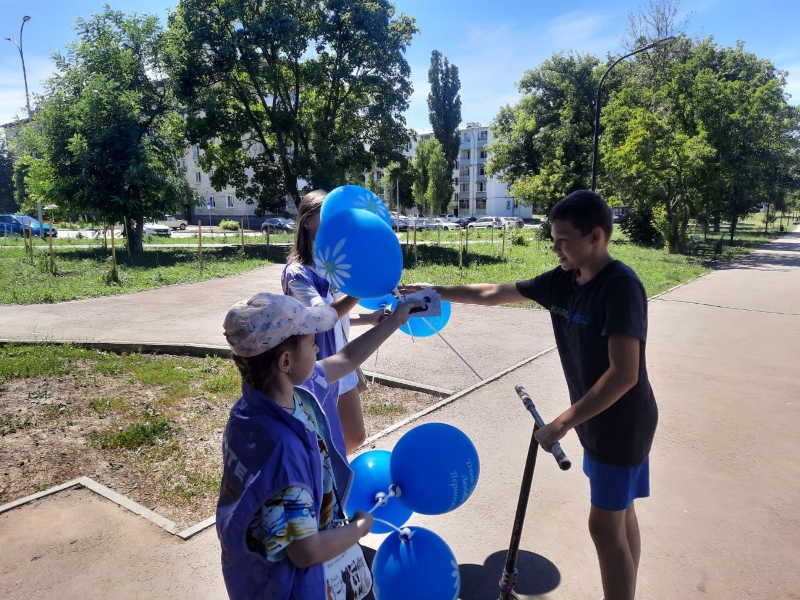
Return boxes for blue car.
[0,214,58,238]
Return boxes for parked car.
[391,216,410,232]
[143,222,171,237]
[261,217,296,233]
[431,218,459,231]
[612,212,627,224]
[456,216,477,228]
[468,216,504,229]
[500,216,524,228]
[0,214,58,238]
[159,215,188,230]
[438,214,459,222]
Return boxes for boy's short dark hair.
[549,190,613,240]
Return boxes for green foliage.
[170,0,418,212]
[413,138,451,213]
[384,159,416,212]
[219,220,240,231]
[488,52,600,210]
[88,415,172,449]
[0,343,92,381]
[0,136,16,213]
[427,50,461,169]
[619,206,663,247]
[19,8,195,254]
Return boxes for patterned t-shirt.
[246,388,342,562]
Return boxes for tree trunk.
[729,214,738,245]
[128,217,144,254]
[712,212,721,233]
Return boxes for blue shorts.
[583,454,650,511]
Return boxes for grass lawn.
[0,343,439,528]
[0,244,290,305]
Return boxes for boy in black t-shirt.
[404,190,657,600]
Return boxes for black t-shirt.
[516,260,658,467]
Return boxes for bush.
[537,218,552,242]
[619,206,663,247]
[219,220,240,231]
[511,230,529,246]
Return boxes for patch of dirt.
[0,355,441,531]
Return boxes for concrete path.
[2,232,799,599]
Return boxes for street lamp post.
[591,36,676,191]
[5,16,42,224]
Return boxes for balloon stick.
[421,317,483,380]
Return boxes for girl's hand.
[352,510,374,537]
[388,299,421,326]
[361,308,389,326]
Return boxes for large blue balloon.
[345,450,413,535]
[314,208,402,299]
[321,185,393,228]
[399,299,452,338]
[373,527,460,600]
[391,423,480,515]
[357,293,397,312]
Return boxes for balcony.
[459,191,471,200]
[475,191,487,199]
[475,173,487,182]
[459,157,472,167]
[460,138,472,149]
[475,156,486,165]
[459,174,470,182]
[476,137,488,147]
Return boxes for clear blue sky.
[2,0,799,128]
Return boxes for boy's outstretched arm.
[400,282,527,306]
[535,334,641,451]
[285,510,373,568]
[320,301,417,383]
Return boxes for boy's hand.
[388,299,421,325]
[534,419,568,452]
[352,510,374,537]
[398,284,433,295]
[361,308,390,326]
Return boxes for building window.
[181,159,187,172]
[226,195,234,209]
[476,198,487,211]
[478,165,485,176]
[459,197,470,210]
[208,196,216,208]
[460,182,470,192]
[479,149,487,159]
[192,146,200,159]
[462,132,470,142]
[461,150,470,160]
[195,172,202,183]
[476,181,486,192]
[506,200,512,210]
[460,166,470,177]
[478,130,488,141]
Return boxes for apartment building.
[405,124,531,219]
[181,144,297,228]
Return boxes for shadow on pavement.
[459,549,561,599]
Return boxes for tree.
[487,52,600,211]
[0,136,15,212]
[412,138,451,214]
[20,8,194,253]
[170,0,418,212]
[385,159,416,213]
[427,50,461,169]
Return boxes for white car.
[144,222,172,237]
[467,216,504,229]
[431,218,459,231]
[159,215,188,230]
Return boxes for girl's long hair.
[287,190,327,266]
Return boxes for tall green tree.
[412,138,451,214]
[487,52,600,211]
[170,0,418,212]
[0,136,15,212]
[385,158,416,212]
[427,50,461,169]
[20,8,193,253]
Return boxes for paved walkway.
[2,232,799,599]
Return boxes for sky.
[2,0,799,129]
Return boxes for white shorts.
[338,370,359,396]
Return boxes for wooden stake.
[413,224,417,264]
[48,220,55,273]
[437,225,441,246]
[501,224,506,256]
[110,223,118,280]
[459,227,463,269]
[198,220,204,271]
[491,226,494,244]
[240,220,245,253]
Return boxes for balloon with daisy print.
[314,208,403,299]
[321,185,393,228]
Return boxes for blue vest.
[217,365,352,600]
[281,262,339,361]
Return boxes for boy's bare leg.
[588,505,636,600]
[337,388,365,454]
[625,502,641,578]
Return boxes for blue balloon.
[314,208,402,299]
[399,300,452,338]
[358,293,397,312]
[373,527,460,600]
[321,185,393,228]
[345,450,413,535]
[391,423,480,515]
